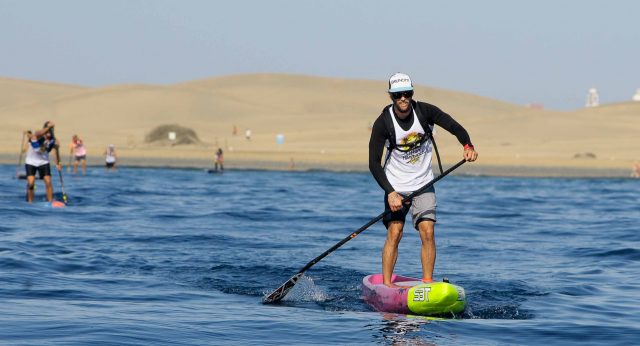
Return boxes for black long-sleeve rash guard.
[368,101,473,194]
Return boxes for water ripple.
[1,165,639,345]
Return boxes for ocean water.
[1,164,638,345]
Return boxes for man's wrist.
[464,144,474,151]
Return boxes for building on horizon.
[585,88,599,107]
[633,88,640,102]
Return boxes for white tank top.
[105,147,116,163]
[25,139,52,167]
[383,107,434,192]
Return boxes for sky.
[1,0,638,110]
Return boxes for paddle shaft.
[57,168,68,203]
[16,132,26,177]
[67,152,73,173]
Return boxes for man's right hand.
[387,191,405,212]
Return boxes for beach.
[1,74,638,178]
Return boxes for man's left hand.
[464,148,478,162]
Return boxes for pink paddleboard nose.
[51,200,66,208]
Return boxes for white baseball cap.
[388,72,413,92]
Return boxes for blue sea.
[1,164,638,345]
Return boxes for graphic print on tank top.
[397,131,427,164]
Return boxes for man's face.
[390,90,413,112]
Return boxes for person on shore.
[69,134,87,174]
[25,121,61,203]
[214,147,224,172]
[245,128,252,141]
[368,73,478,287]
[104,144,117,171]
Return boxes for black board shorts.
[25,163,51,178]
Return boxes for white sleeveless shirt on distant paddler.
[383,107,434,192]
[25,139,52,167]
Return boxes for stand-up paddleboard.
[207,169,223,174]
[362,274,466,316]
[34,200,66,208]
[51,200,66,208]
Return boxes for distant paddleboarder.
[69,134,87,175]
[25,121,62,203]
[368,73,478,288]
[214,147,224,172]
[104,144,117,171]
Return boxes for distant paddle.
[67,153,73,173]
[263,158,467,304]
[57,168,68,204]
[15,131,27,179]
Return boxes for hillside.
[0,74,637,173]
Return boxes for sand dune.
[0,77,87,109]
[1,73,637,175]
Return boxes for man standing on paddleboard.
[25,121,62,203]
[368,73,478,287]
[214,147,224,172]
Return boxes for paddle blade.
[263,273,302,304]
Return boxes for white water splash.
[282,275,329,302]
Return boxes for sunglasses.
[390,90,414,100]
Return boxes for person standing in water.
[69,134,87,175]
[214,147,224,172]
[104,144,117,171]
[368,73,478,287]
[25,121,61,203]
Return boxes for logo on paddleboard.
[412,287,431,302]
[456,287,465,301]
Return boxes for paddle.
[57,168,68,204]
[263,158,467,304]
[15,131,27,179]
[67,149,73,173]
